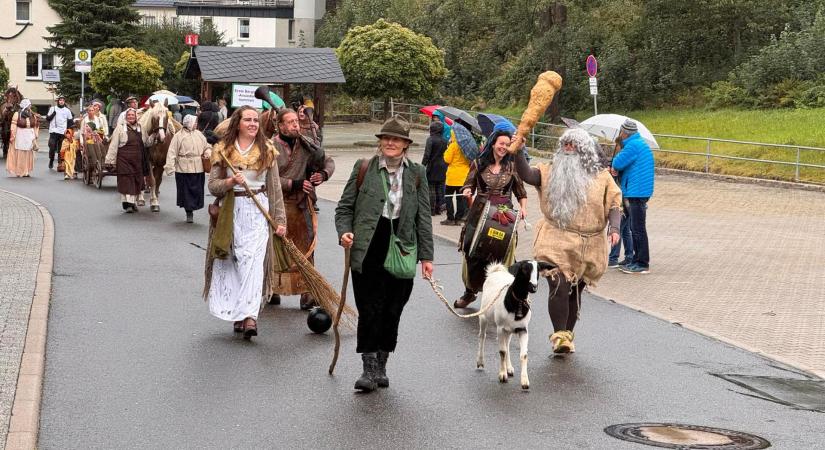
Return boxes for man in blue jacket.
[612,120,654,274]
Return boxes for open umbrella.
[176,95,198,105]
[436,106,481,134]
[476,113,515,137]
[261,91,286,110]
[452,122,480,161]
[419,105,453,125]
[560,117,581,129]
[146,93,178,106]
[580,114,659,149]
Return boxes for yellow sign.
[487,227,505,240]
[78,50,89,60]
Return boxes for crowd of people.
[2,87,655,395]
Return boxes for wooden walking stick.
[328,247,351,375]
[217,151,356,326]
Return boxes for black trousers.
[48,132,65,162]
[547,273,586,332]
[352,217,414,353]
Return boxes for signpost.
[231,84,263,108]
[75,49,92,111]
[586,55,598,115]
[42,69,60,83]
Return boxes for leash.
[424,276,511,319]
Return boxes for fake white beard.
[547,152,596,227]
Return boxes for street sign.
[185,34,199,46]
[586,55,598,77]
[589,77,598,95]
[231,84,263,109]
[74,49,92,73]
[42,69,60,83]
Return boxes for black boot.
[354,352,378,392]
[268,294,281,305]
[375,351,390,388]
[185,210,193,223]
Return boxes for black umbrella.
[435,106,482,134]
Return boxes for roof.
[133,0,175,7]
[188,46,345,84]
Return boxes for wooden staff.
[328,247,351,375]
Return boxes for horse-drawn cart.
[81,139,115,189]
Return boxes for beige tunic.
[164,128,211,175]
[533,163,622,286]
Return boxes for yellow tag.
[487,227,505,240]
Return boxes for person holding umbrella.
[422,120,448,215]
[442,125,471,226]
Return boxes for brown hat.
[375,115,413,143]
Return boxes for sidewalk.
[0,190,49,450]
[319,123,825,379]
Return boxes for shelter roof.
[186,46,345,84]
[133,0,175,7]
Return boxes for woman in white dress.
[6,99,39,177]
[203,106,287,339]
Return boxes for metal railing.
[369,101,825,184]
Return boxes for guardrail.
[370,101,825,184]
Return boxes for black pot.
[307,307,332,334]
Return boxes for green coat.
[335,155,434,274]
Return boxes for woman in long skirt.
[106,109,147,212]
[164,115,211,223]
[203,106,287,339]
[6,99,39,177]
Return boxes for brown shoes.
[242,318,257,340]
[453,290,477,309]
[233,321,244,333]
[299,293,318,311]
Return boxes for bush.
[0,56,9,90]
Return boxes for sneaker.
[620,264,650,274]
[607,260,619,268]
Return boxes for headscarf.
[431,110,451,141]
[182,114,197,130]
[20,99,31,110]
[19,99,32,118]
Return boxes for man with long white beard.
[514,128,622,354]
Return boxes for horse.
[139,102,180,212]
[260,108,279,139]
[1,87,24,158]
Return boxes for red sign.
[586,55,598,77]
[185,34,199,46]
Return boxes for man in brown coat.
[269,108,335,309]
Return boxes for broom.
[218,152,357,327]
[508,71,564,154]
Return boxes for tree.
[0,56,9,90]
[89,48,163,98]
[137,20,227,97]
[337,19,446,117]
[46,0,141,100]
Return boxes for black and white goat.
[476,260,553,389]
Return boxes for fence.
[369,101,825,184]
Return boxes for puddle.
[712,373,825,412]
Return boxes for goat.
[476,260,553,389]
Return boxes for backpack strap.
[356,157,370,189]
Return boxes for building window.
[142,15,157,26]
[288,19,295,42]
[200,16,213,31]
[16,0,31,23]
[41,54,56,71]
[238,18,250,39]
[26,53,40,79]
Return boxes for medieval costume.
[61,129,78,180]
[82,122,106,178]
[164,115,211,223]
[298,107,322,145]
[334,116,434,393]
[106,110,150,212]
[203,139,287,333]
[6,99,39,177]
[271,133,334,309]
[514,128,622,354]
[46,96,73,169]
[82,110,109,141]
[455,129,527,308]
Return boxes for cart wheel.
[82,153,91,185]
[95,160,103,189]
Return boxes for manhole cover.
[604,423,770,449]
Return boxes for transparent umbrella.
[580,114,659,148]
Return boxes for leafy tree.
[337,19,446,117]
[46,0,141,101]
[0,56,9,90]
[89,48,163,98]
[137,20,227,97]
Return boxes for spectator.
[608,137,634,268]
[442,128,470,226]
[612,120,655,274]
[422,120,448,215]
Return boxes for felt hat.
[375,115,413,143]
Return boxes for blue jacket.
[612,132,655,198]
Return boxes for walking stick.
[328,247,351,375]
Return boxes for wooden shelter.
[184,46,346,126]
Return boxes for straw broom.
[218,152,357,327]
[508,71,563,154]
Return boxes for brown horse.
[260,108,279,139]
[139,103,179,212]
[1,87,24,158]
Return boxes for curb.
[2,191,54,450]
[654,167,825,193]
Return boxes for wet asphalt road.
[1,152,822,449]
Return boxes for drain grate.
[604,423,770,449]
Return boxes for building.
[0,0,63,108]
[133,0,326,48]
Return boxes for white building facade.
[0,0,63,108]
[134,0,326,48]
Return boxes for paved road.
[0,148,821,448]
